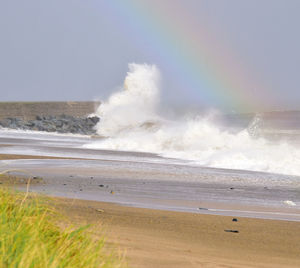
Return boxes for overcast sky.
[0,0,299,112]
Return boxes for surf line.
[206,208,300,217]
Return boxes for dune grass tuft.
[0,188,124,268]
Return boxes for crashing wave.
[85,63,300,176]
[247,113,264,138]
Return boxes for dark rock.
[232,218,238,222]
[0,118,12,128]
[0,114,100,135]
[89,116,100,124]
[25,122,35,127]
[224,230,239,233]
[54,120,63,128]
[98,184,104,187]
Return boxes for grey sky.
[0,0,299,111]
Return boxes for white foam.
[84,63,300,177]
[95,63,161,137]
[284,200,297,206]
[0,128,90,141]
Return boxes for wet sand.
[1,154,300,221]
[54,197,300,268]
[0,153,73,160]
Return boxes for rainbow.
[94,1,273,112]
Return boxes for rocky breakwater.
[0,115,100,135]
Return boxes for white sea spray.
[85,63,300,177]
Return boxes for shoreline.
[1,153,300,222]
[1,154,300,267]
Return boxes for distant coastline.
[0,101,100,120]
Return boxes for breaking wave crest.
[85,63,300,176]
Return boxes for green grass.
[0,188,124,268]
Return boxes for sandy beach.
[53,197,300,268]
[1,153,300,267]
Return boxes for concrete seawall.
[0,102,100,120]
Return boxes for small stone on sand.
[224,230,239,233]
